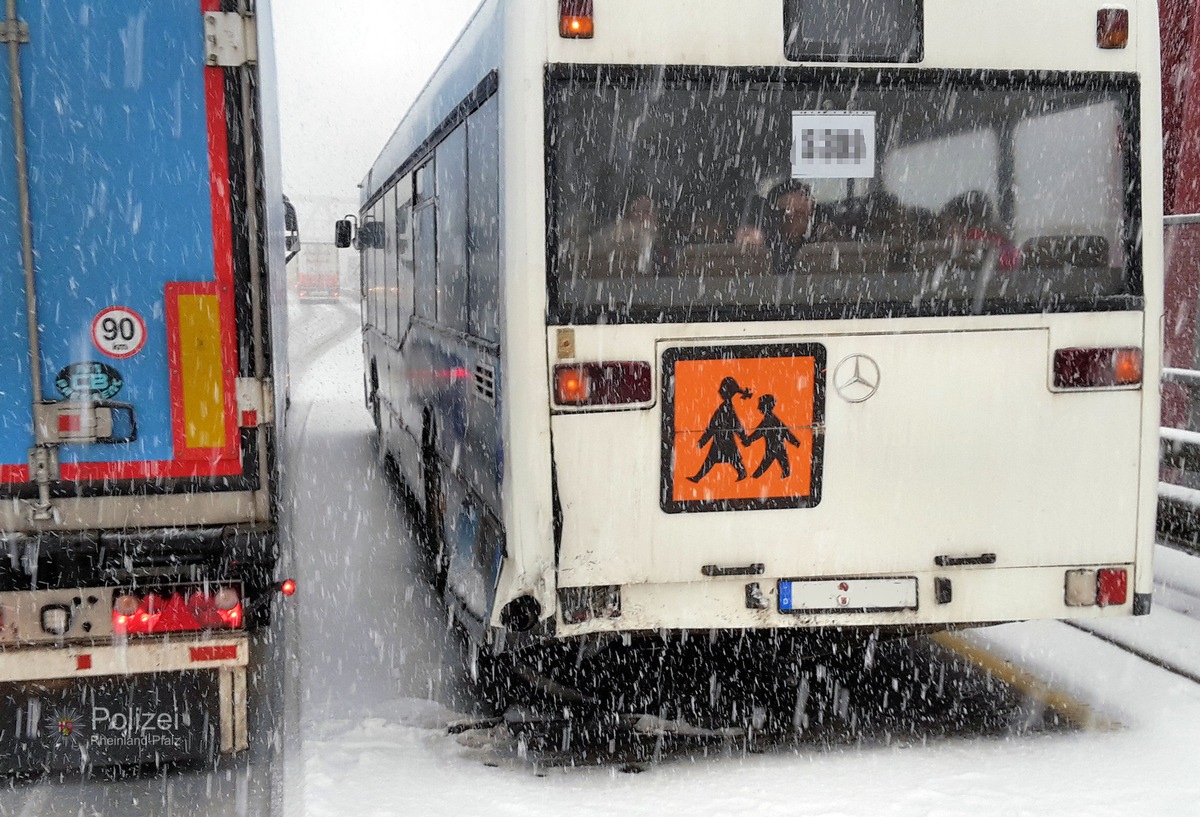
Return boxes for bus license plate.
[778,577,918,614]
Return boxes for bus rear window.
[783,0,923,63]
[545,66,1141,325]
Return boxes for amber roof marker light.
[560,0,594,39]
[1097,7,1129,49]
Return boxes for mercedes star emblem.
[833,354,881,403]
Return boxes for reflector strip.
[176,293,227,449]
[76,655,91,671]
[191,645,238,662]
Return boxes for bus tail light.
[559,0,594,39]
[1053,347,1142,389]
[559,585,621,624]
[1097,568,1128,606]
[1097,8,1128,49]
[1064,568,1128,607]
[554,362,651,406]
[113,585,244,635]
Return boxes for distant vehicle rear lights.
[1064,568,1128,607]
[113,584,244,635]
[559,0,594,38]
[1053,347,1142,389]
[558,585,621,624]
[1097,8,1129,49]
[554,362,652,406]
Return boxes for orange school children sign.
[661,344,826,513]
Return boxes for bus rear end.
[535,0,1160,636]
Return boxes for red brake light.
[1053,347,1142,389]
[1097,8,1128,49]
[554,362,652,406]
[1097,568,1128,606]
[280,579,297,597]
[113,586,244,635]
[559,0,594,39]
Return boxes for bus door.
[0,0,251,511]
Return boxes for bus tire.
[422,431,449,594]
[369,363,381,432]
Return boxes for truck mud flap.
[0,671,220,775]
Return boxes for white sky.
[271,0,480,221]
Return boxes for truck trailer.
[0,0,288,773]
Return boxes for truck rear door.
[0,0,259,513]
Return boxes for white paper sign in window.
[792,111,877,179]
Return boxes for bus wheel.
[369,365,381,432]
[422,445,449,594]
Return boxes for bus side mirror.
[335,220,354,248]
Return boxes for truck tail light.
[554,362,652,406]
[113,585,244,635]
[1053,347,1142,389]
[559,0,594,38]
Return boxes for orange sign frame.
[661,344,826,514]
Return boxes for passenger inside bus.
[734,180,831,274]
[582,193,668,277]
[936,190,1022,271]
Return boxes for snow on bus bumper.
[553,564,1139,635]
[0,635,249,756]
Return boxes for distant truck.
[0,0,288,773]
[296,242,341,302]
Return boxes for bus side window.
[414,159,437,321]
[468,95,500,343]
[383,186,398,339]
[396,175,415,333]
[364,212,381,329]
[436,125,469,333]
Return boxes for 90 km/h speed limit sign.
[91,306,147,359]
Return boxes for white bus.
[343,0,1161,657]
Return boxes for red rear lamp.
[280,579,297,597]
[1053,347,1142,389]
[554,362,652,407]
[559,0,594,39]
[1097,568,1128,607]
[113,585,244,635]
[1097,8,1129,49]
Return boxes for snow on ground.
[293,322,1200,817]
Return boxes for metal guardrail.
[1164,367,1200,386]
[1160,368,1200,546]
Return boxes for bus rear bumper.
[552,564,1139,636]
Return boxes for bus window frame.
[543,63,1144,327]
